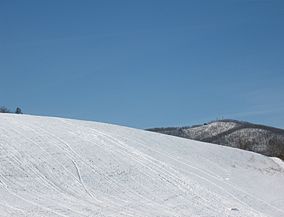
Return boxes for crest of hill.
[0,114,284,216]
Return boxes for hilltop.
[0,114,283,217]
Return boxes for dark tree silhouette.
[15,107,23,114]
[0,106,11,113]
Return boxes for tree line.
[0,106,23,114]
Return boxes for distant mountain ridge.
[147,119,284,160]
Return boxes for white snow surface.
[183,121,239,139]
[0,114,283,217]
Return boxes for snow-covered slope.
[0,114,283,217]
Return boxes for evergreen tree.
[15,107,23,114]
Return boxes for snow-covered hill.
[0,114,283,217]
[148,120,284,160]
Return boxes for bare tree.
[0,106,11,113]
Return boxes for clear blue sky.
[1,0,284,129]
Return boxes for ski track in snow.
[87,127,282,216]
[0,114,283,217]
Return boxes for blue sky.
[0,0,284,129]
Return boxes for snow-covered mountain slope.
[147,120,284,160]
[0,114,284,217]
